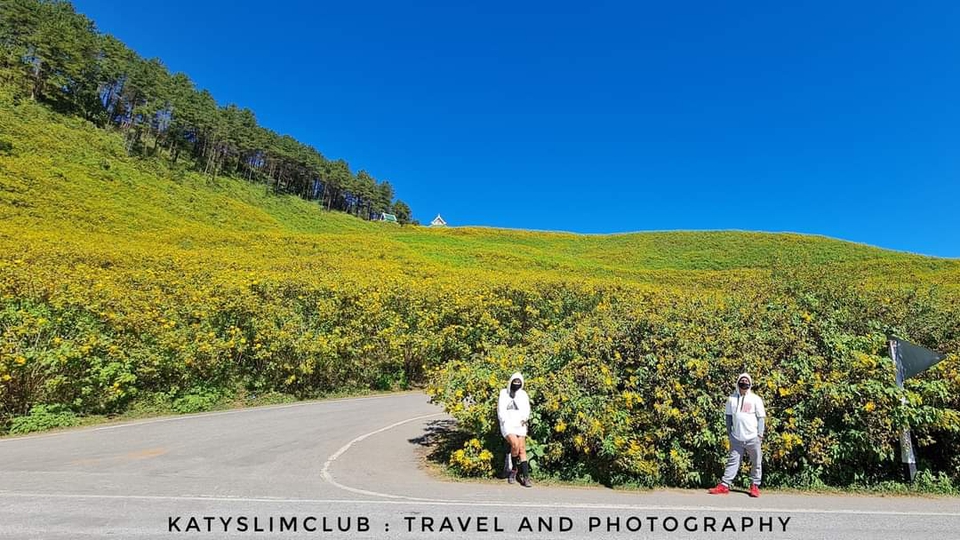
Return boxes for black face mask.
[738,381,750,390]
[511,382,522,392]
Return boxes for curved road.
[0,392,958,539]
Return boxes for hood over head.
[508,372,524,389]
[735,372,753,392]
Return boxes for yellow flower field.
[1,89,959,489]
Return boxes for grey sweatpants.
[722,437,762,486]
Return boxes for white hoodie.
[498,372,531,438]
[725,372,766,442]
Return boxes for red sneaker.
[749,484,760,498]
[708,483,730,495]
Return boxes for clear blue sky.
[74,0,960,257]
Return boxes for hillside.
[3,0,959,493]
[3,93,960,491]
[2,92,957,285]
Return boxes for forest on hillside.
[0,0,415,223]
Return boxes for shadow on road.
[409,419,525,481]
[408,419,485,472]
[408,419,461,453]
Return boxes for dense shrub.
[428,272,960,488]
[8,404,79,434]
[0,239,612,428]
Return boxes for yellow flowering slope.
[1,91,959,488]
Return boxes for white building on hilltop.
[378,212,399,224]
[430,214,447,227]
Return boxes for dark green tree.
[0,0,414,221]
[392,200,412,224]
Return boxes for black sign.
[891,336,947,380]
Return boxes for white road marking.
[4,400,958,520]
[320,412,446,501]
[316,412,960,517]
[0,491,957,517]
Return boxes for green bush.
[429,272,960,489]
[172,388,223,414]
[9,404,79,434]
[449,438,494,477]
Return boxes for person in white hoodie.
[498,372,532,487]
[709,372,766,498]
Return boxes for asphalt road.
[0,392,958,539]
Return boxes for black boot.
[518,461,533,487]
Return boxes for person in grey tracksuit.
[709,372,766,497]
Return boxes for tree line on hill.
[0,0,415,224]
